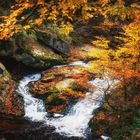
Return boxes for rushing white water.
[17,61,114,138]
[47,77,113,137]
[16,74,47,121]
[70,61,89,67]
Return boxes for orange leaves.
[37,0,45,5]
[96,112,106,121]
[0,0,93,40]
[63,88,85,98]
[98,0,110,7]
[0,1,32,40]
[1,0,139,40]
[88,15,140,99]
[82,5,93,21]
[23,25,30,30]
[48,6,58,21]
[34,19,43,25]
[0,78,23,116]
[5,94,12,113]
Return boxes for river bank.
[0,60,101,140]
[0,43,139,140]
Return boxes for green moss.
[35,51,64,62]
[3,70,11,79]
[44,59,63,67]
[47,94,65,106]
[48,87,59,94]
[70,82,87,92]
[24,46,33,54]
[34,93,50,100]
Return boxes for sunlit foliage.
[0,0,93,40]
[88,23,140,100]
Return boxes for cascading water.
[16,61,113,138]
[47,76,113,138]
[16,73,47,121]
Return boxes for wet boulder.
[0,32,64,69]
[37,30,71,55]
[55,79,76,90]
[29,65,94,113]
[0,62,24,116]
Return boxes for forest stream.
[0,1,139,140]
[15,61,113,140]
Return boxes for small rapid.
[16,74,47,121]
[47,77,112,138]
[16,61,114,138]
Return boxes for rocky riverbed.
[0,41,97,139]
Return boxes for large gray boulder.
[37,31,71,55]
[0,32,65,68]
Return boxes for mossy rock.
[46,94,66,106]
[40,75,55,83]
[0,63,11,79]
[33,93,50,100]
[55,79,76,90]
[15,32,64,68]
[0,31,65,69]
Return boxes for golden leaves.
[60,22,73,36]
[23,25,30,30]
[0,0,93,40]
[88,20,140,89]
[99,0,110,7]
[92,36,110,49]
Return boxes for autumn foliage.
[0,0,139,133]
[88,1,140,139]
[87,0,140,101]
[0,0,93,40]
[0,78,23,116]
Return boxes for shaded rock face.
[37,30,71,55]
[0,63,24,116]
[0,33,64,69]
[68,44,96,62]
[29,65,94,113]
[0,56,41,81]
[0,113,31,132]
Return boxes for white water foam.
[16,73,47,121]
[17,61,114,138]
[70,61,89,67]
[47,77,113,137]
